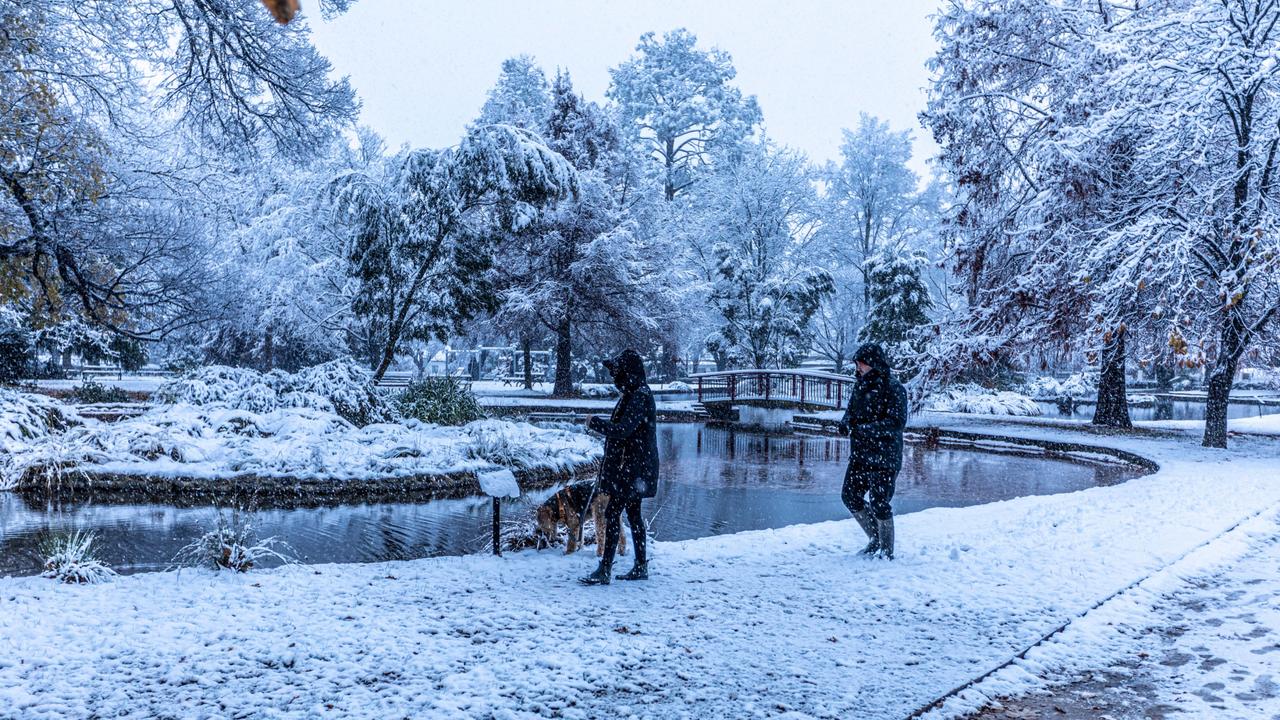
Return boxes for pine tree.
[859,252,933,379]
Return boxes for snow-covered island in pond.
[1,365,601,499]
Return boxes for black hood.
[854,343,892,376]
[603,349,647,392]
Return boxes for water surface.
[0,424,1141,576]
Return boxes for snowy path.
[955,510,1280,719]
[1,423,1278,719]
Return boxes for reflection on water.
[0,424,1141,576]
[1036,398,1278,421]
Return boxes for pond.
[0,424,1142,577]
[1034,397,1280,421]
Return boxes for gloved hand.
[837,420,851,436]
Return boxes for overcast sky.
[310,1,943,179]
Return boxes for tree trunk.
[373,330,399,382]
[1092,327,1131,429]
[553,313,573,397]
[664,138,676,202]
[521,336,534,390]
[262,327,274,371]
[1203,316,1246,449]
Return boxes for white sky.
[309,0,943,180]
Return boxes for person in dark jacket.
[837,343,908,559]
[580,349,658,585]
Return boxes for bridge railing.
[692,370,857,410]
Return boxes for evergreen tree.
[859,252,933,379]
[328,124,579,381]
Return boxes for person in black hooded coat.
[580,349,657,585]
[837,343,908,559]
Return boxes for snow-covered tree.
[859,251,933,380]
[328,124,579,381]
[698,144,833,368]
[813,114,941,372]
[0,0,357,341]
[608,28,762,201]
[474,55,553,133]
[921,0,1133,422]
[485,68,685,395]
[925,0,1280,446]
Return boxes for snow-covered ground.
[947,506,1280,720]
[32,376,168,393]
[2,418,1278,718]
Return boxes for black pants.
[601,497,645,569]
[841,467,896,521]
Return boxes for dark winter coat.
[588,349,659,501]
[840,343,908,473]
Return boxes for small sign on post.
[478,469,521,556]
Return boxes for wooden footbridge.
[692,369,859,414]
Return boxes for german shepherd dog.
[534,481,627,557]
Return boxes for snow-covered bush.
[0,389,75,446]
[924,384,1043,416]
[579,384,618,398]
[290,360,394,426]
[154,361,393,426]
[1021,372,1098,399]
[41,531,117,584]
[0,390,80,488]
[71,381,131,404]
[398,377,484,426]
[666,380,691,392]
[174,513,292,572]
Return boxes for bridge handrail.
[691,368,857,409]
[689,368,857,383]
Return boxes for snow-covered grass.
[173,512,293,573]
[3,401,600,489]
[39,530,116,584]
[154,361,395,426]
[2,418,1277,718]
[924,384,1043,416]
[397,376,484,425]
[0,390,83,489]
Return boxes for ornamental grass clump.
[397,376,484,426]
[174,512,293,573]
[70,380,132,404]
[41,530,117,584]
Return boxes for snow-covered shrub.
[1021,372,1097,399]
[41,531,116,584]
[290,360,395,426]
[70,381,131,404]
[154,365,259,406]
[174,512,292,572]
[579,384,618,398]
[924,384,1043,416]
[154,361,393,426]
[0,390,80,488]
[666,380,691,392]
[0,389,75,446]
[398,377,484,426]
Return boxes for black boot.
[875,516,894,560]
[852,509,879,556]
[579,563,611,585]
[617,563,648,581]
